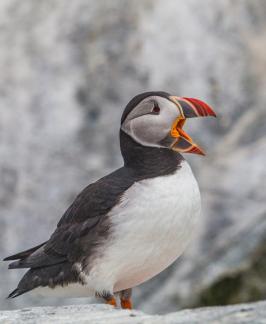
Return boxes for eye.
[152,104,160,114]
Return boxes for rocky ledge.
[0,301,265,324]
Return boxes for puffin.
[4,91,216,309]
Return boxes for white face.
[121,96,181,148]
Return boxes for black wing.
[5,167,136,270]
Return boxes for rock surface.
[1,0,266,314]
[1,301,266,324]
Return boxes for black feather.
[7,289,22,299]
[3,242,46,261]
[8,261,20,269]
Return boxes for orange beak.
[169,96,216,156]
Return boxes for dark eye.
[152,104,160,114]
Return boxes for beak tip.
[188,145,206,156]
[198,151,206,156]
[201,105,217,118]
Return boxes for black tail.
[3,242,46,261]
[6,262,75,299]
[6,268,42,299]
[7,289,22,299]
[8,260,23,270]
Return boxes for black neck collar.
[119,131,183,178]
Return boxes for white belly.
[86,160,201,294]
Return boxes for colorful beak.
[168,96,216,155]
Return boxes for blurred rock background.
[0,0,266,313]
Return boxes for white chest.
[87,161,201,293]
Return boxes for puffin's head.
[121,91,216,156]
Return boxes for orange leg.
[119,288,133,309]
[106,296,117,307]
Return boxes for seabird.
[4,91,216,309]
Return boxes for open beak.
[168,96,216,156]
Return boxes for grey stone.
[0,301,266,324]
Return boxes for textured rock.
[1,301,266,324]
[1,0,266,314]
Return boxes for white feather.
[86,160,200,293]
[32,283,93,298]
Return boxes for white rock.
[0,302,266,324]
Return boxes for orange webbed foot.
[120,298,132,309]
